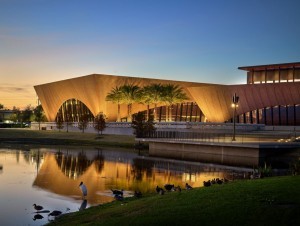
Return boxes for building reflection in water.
[1,146,298,208]
[30,147,255,205]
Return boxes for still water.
[0,146,296,226]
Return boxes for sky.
[1,0,300,109]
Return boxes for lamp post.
[232,93,239,141]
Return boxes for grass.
[0,128,136,148]
[49,176,300,226]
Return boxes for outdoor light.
[232,93,239,141]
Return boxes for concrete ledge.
[146,139,300,167]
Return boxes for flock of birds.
[32,181,88,222]
[203,178,229,187]
[32,179,229,221]
[155,182,193,195]
[32,203,64,221]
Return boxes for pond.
[0,146,298,226]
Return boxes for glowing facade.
[34,62,300,125]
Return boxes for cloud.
[0,84,36,109]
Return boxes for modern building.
[34,62,300,126]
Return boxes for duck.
[216,178,223,185]
[164,184,174,191]
[134,191,142,198]
[79,182,88,198]
[203,180,211,187]
[175,185,182,192]
[156,186,165,195]
[33,204,43,211]
[48,210,62,217]
[111,189,124,196]
[156,185,162,193]
[185,183,193,190]
[114,194,124,201]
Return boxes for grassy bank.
[49,176,300,226]
[0,128,136,148]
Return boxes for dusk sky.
[1,0,300,109]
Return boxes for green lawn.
[0,128,136,148]
[49,176,300,226]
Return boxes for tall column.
[286,105,289,125]
[271,106,274,125]
[278,105,281,125]
[265,68,267,83]
[189,102,194,122]
[293,66,295,82]
[294,104,297,126]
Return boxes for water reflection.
[0,146,299,226]
[33,213,44,221]
[79,199,87,211]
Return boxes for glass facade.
[56,99,94,122]
[247,68,300,84]
[138,102,206,122]
[230,104,300,126]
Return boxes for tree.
[105,86,123,122]
[22,105,34,124]
[34,105,46,130]
[120,84,141,122]
[64,113,73,132]
[132,112,156,138]
[94,113,106,135]
[9,107,21,127]
[161,84,188,121]
[78,114,89,133]
[56,115,64,132]
[141,83,163,121]
[0,103,4,110]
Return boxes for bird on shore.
[33,204,43,211]
[174,185,182,192]
[111,189,124,196]
[216,178,223,185]
[203,180,211,187]
[156,186,165,195]
[185,183,193,190]
[79,182,88,198]
[164,184,174,191]
[134,191,142,198]
[114,194,124,201]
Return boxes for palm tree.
[139,86,153,121]
[105,86,123,122]
[161,84,188,121]
[120,84,140,122]
[141,83,163,121]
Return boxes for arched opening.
[56,99,94,122]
